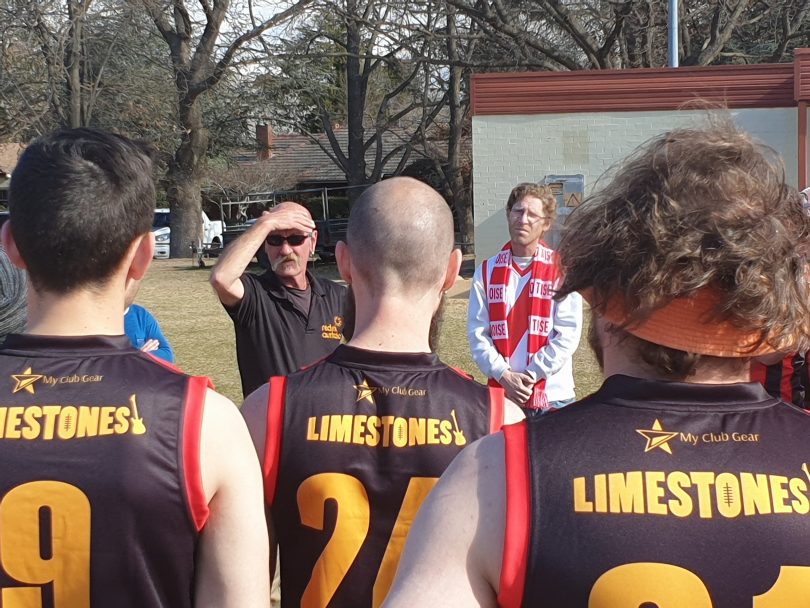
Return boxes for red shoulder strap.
[488,386,505,433]
[263,376,287,505]
[498,422,530,608]
[780,355,795,403]
[182,375,211,532]
[449,366,474,380]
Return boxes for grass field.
[137,258,603,404]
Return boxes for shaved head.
[271,201,311,219]
[347,177,454,294]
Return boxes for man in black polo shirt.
[210,202,347,396]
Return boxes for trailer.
[211,186,364,266]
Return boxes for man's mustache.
[271,252,300,272]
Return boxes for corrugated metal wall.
[472,61,807,117]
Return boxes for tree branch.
[196,0,314,94]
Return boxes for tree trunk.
[168,94,206,258]
[65,0,86,128]
[455,189,474,253]
[345,0,367,201]
[143,0,314,258]
[445,7,473,252]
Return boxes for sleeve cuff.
[493,363,510,381]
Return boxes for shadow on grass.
[172,265,214,271]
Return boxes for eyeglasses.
[265,233,312,247]
[509,208,549,223]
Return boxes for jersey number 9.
[0,481,91,607]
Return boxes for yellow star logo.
[636,419,679,454]
[11,367,43,394]
[354,379,377,404]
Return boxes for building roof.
[231,128,431,186]
[0,143,24,178]
[470,56,809,116]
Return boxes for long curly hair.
[557,119,810,368]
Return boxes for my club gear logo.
[354,379,378,404]
[11,368,43,394]
[635,419,762,454]
[636,419,679,454]
[10,367,104,393]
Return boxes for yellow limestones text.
[306,414,464,447]
[0,405,136,440]
[573,470,810,518]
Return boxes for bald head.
[273,201,312,217]
[346,177,454,293]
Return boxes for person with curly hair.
[752,186,810,409]
[384,120,810,607]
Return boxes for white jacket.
[467,257,582,402]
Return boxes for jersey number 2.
[589,562,810,606]
[297,472,437,608]
[0,480,91,607]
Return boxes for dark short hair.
[506,183,557,221]
[9,129,156,293]
[558,120,810,377]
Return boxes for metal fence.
[209,182,475,254]
[210,184,370,226]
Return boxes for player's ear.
[336,240,351,284]
[127,232,154,281]
[0,221,26,270]
[441,248,462,292]
[310,229,318,256]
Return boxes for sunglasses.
[265,233,312,247]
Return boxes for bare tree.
[136,0,313,257]
[0,0,116,136]
[66,0,92,126]
[262,0,447,200]
[444,3,473,250]
[445,0,810,69]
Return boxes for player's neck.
[276,272,308,290]
[603,347,751,384]
[510,239,538,258]
[347,294,432,354]
[26,288,126,337]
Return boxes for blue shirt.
[124,304,175,363]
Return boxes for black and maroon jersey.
[499,374,810,608]
[0,335,210,608]
[751,352,806,408]
[261,344,504,608]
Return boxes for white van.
[152,209,224,259]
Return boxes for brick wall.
[473,108,799,263]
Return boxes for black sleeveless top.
[263,344,503,608]
[0,335,208,608]
[501,375,810,607]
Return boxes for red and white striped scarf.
[485,242,558,410]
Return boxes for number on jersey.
[0,481,91,607]
[297,472,437,608]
